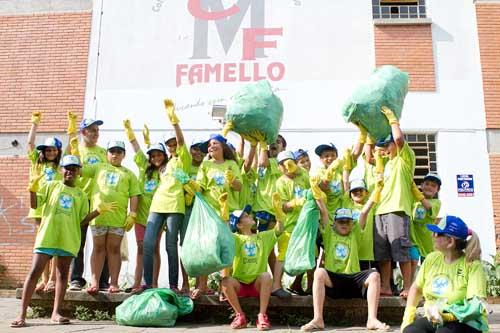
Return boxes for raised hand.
[31,111,42,125]
[164,99,179,125]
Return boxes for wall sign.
[457,174,474,197]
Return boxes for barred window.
[404,133,436,186]
[373,0,427,19]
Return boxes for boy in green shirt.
[221,193,284,330]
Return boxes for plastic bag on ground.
[284,190,320,276]
[342,65,409,141]
[115,288,193,327]
[180,193,235,277]
[226,80,283,144]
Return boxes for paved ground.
[1,297,499,332]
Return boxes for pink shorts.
[134,223,146,242]
[238,281,259,298]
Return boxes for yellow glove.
[219,193,229,221]
[441,312,456,323]
[67,111,78,135]
[289,197,306,208]
[225,169,235,186]
[221,120,234,138]
[123,119,136,142]
[374,150,384,174]
[31,111,42,125]
[355,122,367,144]
[366,134,376,145]
[124,212,137,232]
[96,201,119,214]
[325,159,343,181]
[164,99,179,125]
[343,148,353,172]
[283,159,298,174]
[183,179,201,196]
[411,181,425,202]
[185,192,194,206]
[142,124,151,148]
[272,192,286,222]
[251,130,267,151]
[401,306,416,332]
[69,136,80,157]
[381,106,399,125]
[242,133,257,147]
[310,175,327,202]
[27,164,44,192]
[369,181,384,203]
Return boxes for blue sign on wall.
[457,174,474,197]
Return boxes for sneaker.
[271,288,292,299]
[68,281,83,291]
[256,313,271,331]
[230,313,248,329]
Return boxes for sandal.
[44,281,56,293]
[10,318,26,328]
[287,286,307,296]
[108,286,121,293]
[86,286,99,295]
[51,316,70,325]
[301,321,324,332]
[367,320,391,331]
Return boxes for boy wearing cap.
[271,150,310,298]
[77,140,141,294]
[12,155,116,328]
[301,180,389,332]
[294,149,311,172]
[373,107,415,298]
[221,194,285,330]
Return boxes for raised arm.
[381,106,404,149]
[123,119,141,153]
[27,111,42,152]
[164,99,185,147]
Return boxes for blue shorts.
[409,246,420,261]
[34,248,74,257]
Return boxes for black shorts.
[325,268,376,299]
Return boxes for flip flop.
[301,322,324,332]
[51,317,70,325]
[287,287,307,296]
[86,286,99,295]
[368,322,391,331]
[10,319,26,328]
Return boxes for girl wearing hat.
[401,215,487,332]
[123,120,167,293]
[27,111,63,293]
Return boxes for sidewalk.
[1,297,499,332]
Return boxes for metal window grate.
[372,0,426,19]
[404,133,436,186]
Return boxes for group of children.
[11,102,488,333]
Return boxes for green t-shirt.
[82,163,141,227]
[196,159,242,214]
[150,144,191,214]
[342,196,375,261]
[314,166,344,217]
[78,144,107,197]
[188,164,199,179]
[27,149,62,219]
[376,142,416,217]
[276,169,310,231]
[322,223,361,274]
[363,159,377,194]
[239,165,257,208]
[253,158,281,215]
[134,151,160,225]
[232,230,277,284]
[410,199,441,257]
[35,181,89,256]
[416,252,487,311]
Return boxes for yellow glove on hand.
[441,312,456,323]
[27,165,44,192]
[67,111,77,135]
[69,136,80,157]
[289,197,306,209]
[325,159,343,182]
[369,181,384,203]
[164,99,179,125]
[251,130,268,151]
[31,111,42,125]
[219,192,229,221]
[283,159,298,174]
[185,192,194,206]
[123,119,136,142]
[225,169,235,186]
[221,120,233,138]
[272,192,287,222]
[366,134,376,145]
[124,212,137,232]
[355,122,367,144]
[97,201,119,214]
[183,179,201,196]
[310,175,327,201]
[142,124,151,148]
[381,106,399,125]
[242,133,257,147]
[401,306,416,332]
[411,181,425,202]
[374,150,385,174]
[343,148,353,172]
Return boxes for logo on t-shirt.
[144,179,158,193]
[335,243,349,260]
[258,167,266,179]
[105,172,119,186]
[59,194,73,210]
[329,180,342,195]
[293,186,304,198]
[352,210,361,222]
[44,168,56,181]
[431,275,451,296]
[86,156,100,165]
[213,172,225,186]
[415,206,426,220]
[243,241,257,257]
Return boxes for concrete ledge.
[17,288,407,325]
[373,18,432,25]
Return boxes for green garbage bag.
[284,190,320,276]
[342,65,409,141]
[225,80,283,144]
[443,297,489,332]
[180,192,235,277]
[115,288,193,327]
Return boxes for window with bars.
[404,133,436,186]
[372,0,427,19]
